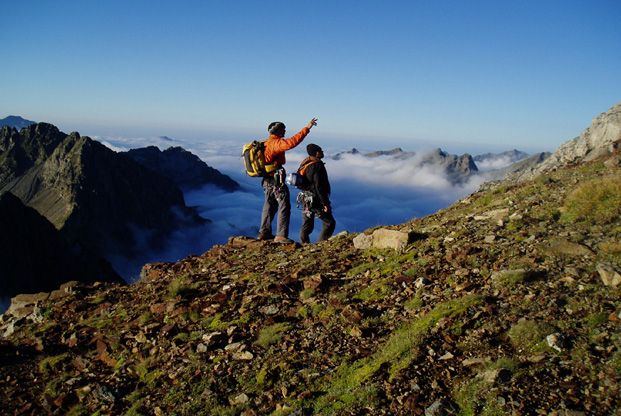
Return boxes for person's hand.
[307,118,318,129]
[323,205,331,214]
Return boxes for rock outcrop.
[417,148,478,183]
[513,101,621,181]
[0,192,121,299]
[124,146,239,191]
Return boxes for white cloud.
[476,155,518,171]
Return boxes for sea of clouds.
[97,134,515,281]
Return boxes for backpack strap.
[298,159,319,176]
[259,140,278,176]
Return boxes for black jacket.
[299,156,331,208]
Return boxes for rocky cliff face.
[124,145,239,191]
[0,123,204,257]
[417,148,478,183]
[0,192,121,298]
[513,101,621,181]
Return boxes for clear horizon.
[2,1,620,154]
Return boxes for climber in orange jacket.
[258,117,318,243]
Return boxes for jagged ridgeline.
[0,122,239,298]
[0,101,620,414]
[333,147,479,184]
[0,123,201,255]
[124,146,240,192]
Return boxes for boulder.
[5,292,49,319]
[372,228,415,251]
[352,233,373,250]
[474,208,510,222]
[354,228,419,251]
[544,239,594,257]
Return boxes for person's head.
[307,143,324,159]
[268,121,286,137]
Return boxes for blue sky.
[2,0,620,153]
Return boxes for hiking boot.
[257,232,274,241]
[274,236,295,244]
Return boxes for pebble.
[425,400,443,416]
[233,351,254,361]
[596,263,621,287]
[224,342,243,351]
[546,333,563,352]
[231,393,249,405]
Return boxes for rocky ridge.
[0,123,204,257]
[473,149,529,165]
[124,146,239,191]
[513,101,621,181]
[1,143,620,414]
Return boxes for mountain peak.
[515,100,621,181]
[0,115,37,130]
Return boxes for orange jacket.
[264,127,310,168]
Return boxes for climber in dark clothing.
[298,143,336,243]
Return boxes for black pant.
[300,209,336,243]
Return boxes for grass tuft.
[255,322,292,349]
[561,174,621,224]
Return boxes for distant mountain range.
[332,146,550,184]
[0,115,36,129]
[334,147,479,184]
[0,122,240,298]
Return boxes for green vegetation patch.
[255,322,292,349]
[454,377,506,416]
[507,319,554,353]
[403,294,423,311]
[453,357,518,415]
[201,311,250,331]
[353,280,392,302]
[346,250,415,279]
[38,353,69,375]
[315,295,482,414]
[491,269,530,288]
[561,174,621,224]
[167,275,193,298]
